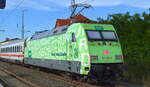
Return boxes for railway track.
[0,61,97,87]
[0,66,40,87]
[0,78,11,87]
[0,60,127,87]
[24,66,97,87]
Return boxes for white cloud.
[6,0,52,11]
[45,0,150,8]
[23,0,52,11]
[124,0,150,8]
[5,0,150,11]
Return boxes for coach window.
[16,46,18,52]
[9,47,10,52]
[20,46,22,52]
[18,46,20,52]
[13,47,15,52]
[16,46,17,52]
[6,48,7,53]
[1,49,2,53]
[14,46,16,52]
[4,48,5,52]
[14,47,16,52]
[9,48,10,52]
[6,47,9,53]
[7,47,9,53]
[17,46,19,52]
[12,47,13,52]
[5,48,6,53]
[15,46,16,52]
[11,47,13,52]
[8,47,9,53]
[19,46,21,52]
[12,47,14,52]
[8,47,10,53]
[2,48,4,53]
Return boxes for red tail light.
[108,43,112,45]
[97,43,101,45]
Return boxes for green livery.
[25,23,123,75]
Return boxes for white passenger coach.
[0,40,24,63]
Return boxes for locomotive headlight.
[116,55,123,59]
[90,56,98,60]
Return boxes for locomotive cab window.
[101,31,117,41]
[86,31,102,41]
[86,30,118,41]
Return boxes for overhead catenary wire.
[81,0,94,4]
[70,0,93,17]
[0,0,25,28]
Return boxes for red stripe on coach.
[0,54,24,57]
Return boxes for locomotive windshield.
[86,31,102,40]
[101,31,117,41]
[86,30,117,41]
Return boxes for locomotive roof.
[30,25,69,40]
[0,40,24,47]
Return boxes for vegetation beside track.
[97,9,150,86]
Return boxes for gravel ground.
[1,61,146,87]
[0,70,29,87]
[0,61,80,87]
[114,81,149,87]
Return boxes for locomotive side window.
[72,33,76,42]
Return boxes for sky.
[0,0,149,41]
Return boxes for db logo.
[103,50,109,55]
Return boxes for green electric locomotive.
[24,23,124,81]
